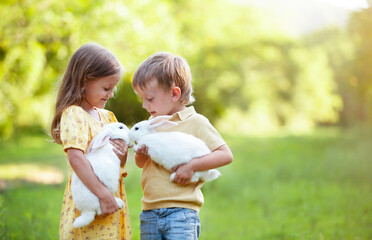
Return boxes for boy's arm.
[67,148,119,215]
[172,144,233,185]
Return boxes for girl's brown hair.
[132,52,194,104]
[51,43,122,144]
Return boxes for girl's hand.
[98,188,119,216]
[172,162,194,185]
[110,139,128,166]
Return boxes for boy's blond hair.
[132,52,195,104]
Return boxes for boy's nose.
[142,101,148,109]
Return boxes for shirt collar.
[172,106,195,121]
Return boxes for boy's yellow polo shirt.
[140,106,226,212]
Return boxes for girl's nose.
[108,91,114,98]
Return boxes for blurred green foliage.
[1,0,372,138]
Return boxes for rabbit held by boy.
[71,122,132,228]
[129,116,221,183]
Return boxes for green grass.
[0,128,371,239]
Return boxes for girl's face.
[135,79,184,117]
[81,74,120,110]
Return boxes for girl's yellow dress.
[59,105,131,240]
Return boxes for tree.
[347,8,372,122]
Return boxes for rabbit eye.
[135,127,139,130]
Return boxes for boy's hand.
[135,145,149,156]
[134,145,150,168]
[172,163,194,185]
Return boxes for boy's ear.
[171,87,181,101]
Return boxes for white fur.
[71,122,132,228]
[129,116,221,183]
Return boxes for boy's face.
[135,79,183,117]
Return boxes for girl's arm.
[134,146,150,168]
[172,144,233,185]
[67,148,119,215]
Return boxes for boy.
[132,52,233,240]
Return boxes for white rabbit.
[71,122,132,228]
[129,116,221,183]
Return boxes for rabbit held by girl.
[71,122,132,228]
[129,115,222,183]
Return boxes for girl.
[51,43,131,239]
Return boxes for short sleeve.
[195,116,226,151]
[60,106,89,152]
[97,108,118,124]
[107,110,118,123]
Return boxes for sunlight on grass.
[0,164,64,188]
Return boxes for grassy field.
[0,127,371,240]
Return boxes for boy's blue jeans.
[140,208,201,240]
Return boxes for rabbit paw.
[115,197,125,209]
[190,173,200,183]
[169,172,176,182]
[133,145,139,152]
[96,207,102,215]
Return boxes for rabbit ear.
[149,115,178,130]
[149,115,172,125]
[87,128,111,153]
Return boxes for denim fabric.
[140,208,201,240]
